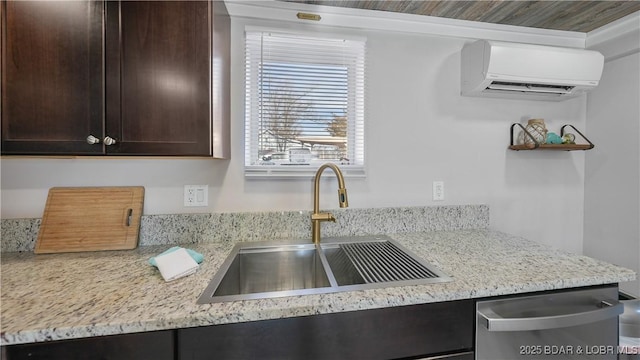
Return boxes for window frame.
[243,27,366,179]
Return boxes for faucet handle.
[311,212,336,222]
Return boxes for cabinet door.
[179,300,474,359]
[3,330,175,360]
[105,1,213,156]
[1,1,104,155]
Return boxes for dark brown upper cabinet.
[1,1,230,157]
[1,1,104,155]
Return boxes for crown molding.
[225,0,586,48]
[586,10,640,49]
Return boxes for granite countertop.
[1,229,635,346]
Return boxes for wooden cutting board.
[35,187,145,254]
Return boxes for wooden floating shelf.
[509,144,594,151]
[509,123,594,151]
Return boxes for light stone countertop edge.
[1,229,636,346]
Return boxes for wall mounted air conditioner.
[461,40,604,101]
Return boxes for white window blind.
[244,29,366,177]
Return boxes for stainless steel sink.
[207,243,331,301]
[198,235,452,304]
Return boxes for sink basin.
[208,244,331,301]
[197,235,451,304]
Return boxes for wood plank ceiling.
[282,1,640,32]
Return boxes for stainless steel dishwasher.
[476,286,623,360]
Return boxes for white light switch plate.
[184,185,208,207]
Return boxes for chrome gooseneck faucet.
[312,163,349,244]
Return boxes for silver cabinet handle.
[478,300,623,332]
[86,135,101,145]
[104,136,117,146]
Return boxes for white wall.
[584,13,640,296]
[1,11,589,253]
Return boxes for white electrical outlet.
[184,185,208,207]
[432,181,444,201]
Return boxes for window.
[244,28,366,177]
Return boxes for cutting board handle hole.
[126,208,133,227]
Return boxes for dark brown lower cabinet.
[2,300,473,360]
[179,300,474,360]
[2,330,174,360]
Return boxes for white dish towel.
[154,247,199,282]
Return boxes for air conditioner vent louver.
[486,81,575,95]
[461,40,604,101]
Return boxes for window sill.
[244,165,365,179]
